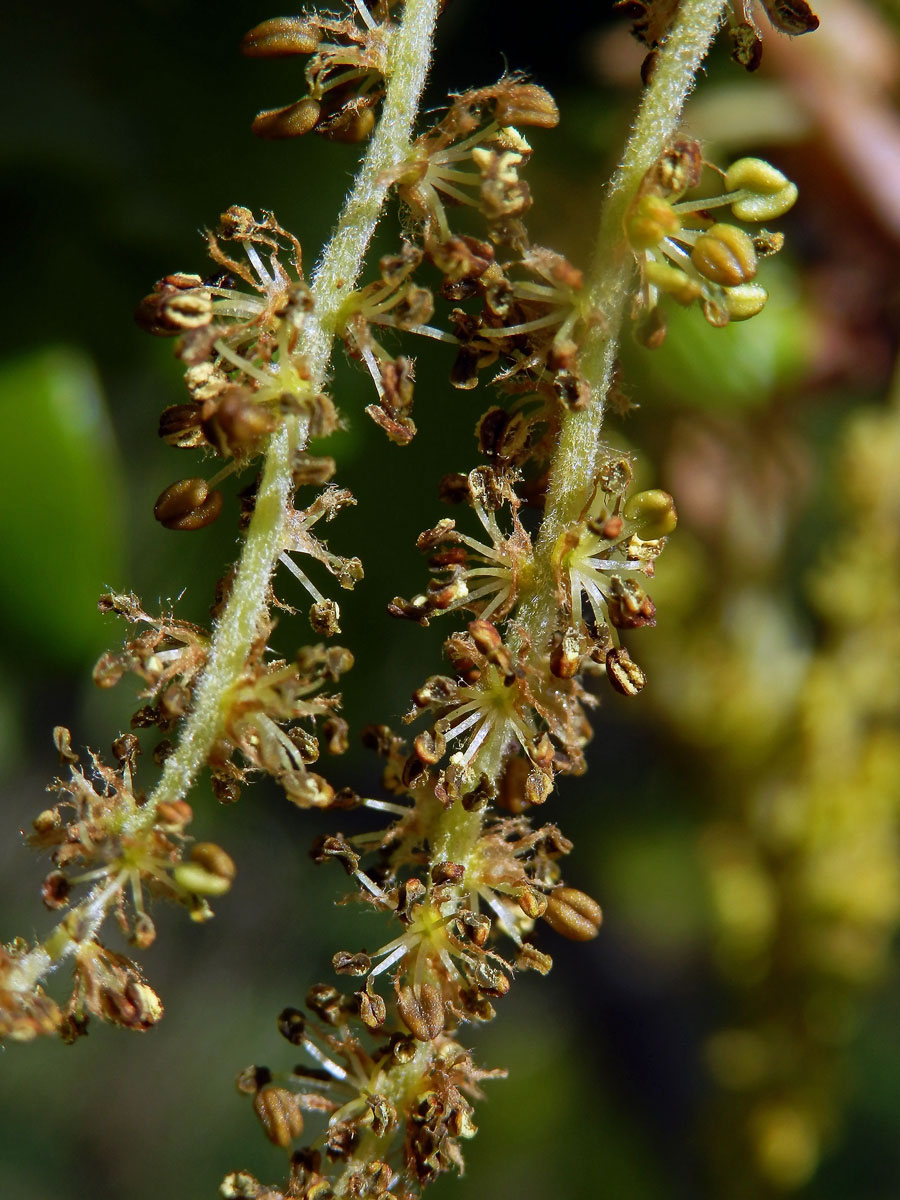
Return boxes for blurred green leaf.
[623,263,813,411]
[0,346,125,668]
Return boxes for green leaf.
[623,262,813,411]
[0,346,126,668]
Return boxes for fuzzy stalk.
[145,0,441,818]
[12,0,441,987]
[517,0,729,656]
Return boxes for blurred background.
[2,1,900,1197]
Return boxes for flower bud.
[627,194,681,252]
[241,17,322,57]
[253,1086,304,1148]
[623,489,678,538]
[724,282,769,321]
[252,98,322,140]
[543,887,603,941]
[725,158,798,221]
[691,223,758,287]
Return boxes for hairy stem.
[18,0,441,982]
[146,0,440,818]
[427,0,730,933]
[518,0,729,654]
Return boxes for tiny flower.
[626,143,797,340]
[390,467,532,625]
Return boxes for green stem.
[430,0,729,914]
[15,0,441,986]
[517,0,729,656]
[145,0,441,818]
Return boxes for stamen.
[243,241,273,288]
[279,552,326,603]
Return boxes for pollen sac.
[241,17,323,57]
[622,489,677,539]
[253,1085,304,1148]
[153,477,223,531]
[397,983,445,1042]
[730,21,763,71]
[605,646,647,696]
[491,83,559,129]
[543,887,603,941]
[760,0,820,36]
[725,282,769,321]
[252,97,323,140]
[172,842,236,897]
[691,224,758,287]
[726,158,798,222]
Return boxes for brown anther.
[236,1064,271,1095]
[543,886,603,941]
[189,842,236,883]
[132,913,156,950]
[252,98,322,140]
[760,0,820,36]
[550,627,581,679]
[397,984,445,1041]
[277,1007,307,1045]
[471,960,510,997]
[356,988,386,1030]
[153,477,223,531]
[203,389,276,458]
[332,950,371,977]
[605,646,647,696]
[525,767,553,806]
[431,861,465,885]
[241,17,323,57]
[32,809,61,836]
[253,1086,304,1148]
[517,886,548,919]
[41,870,70,910]
[414,728,446,765]
[492,83,559,128]
[468,619,515,685]
[655,139,703,196]
[306,983,346,1025]
[516,944,553,974]
[309,598,341,637]
[52,726,79,765]
[457,909,491,948]
[311,835,360,874]
[397,877,426,920]
[154,799,193,829]
[111,732,141,766]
